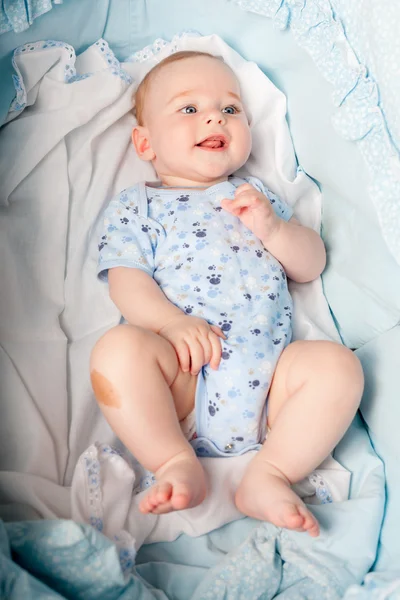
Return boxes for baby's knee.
[90,324,153,371]
[322,342,364,397]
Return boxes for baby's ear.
[132,126,155,161]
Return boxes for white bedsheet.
[0,33,342,525]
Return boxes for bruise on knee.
[90,369,121,408]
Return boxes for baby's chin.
[190,159,242,182]
[156,155,245,186]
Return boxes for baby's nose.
[206,110,226,125]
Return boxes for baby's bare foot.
[235,457,320,537]
[139,450,206,515]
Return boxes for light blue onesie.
[97,176,294,457]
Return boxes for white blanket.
[0,33,345,536]
[71,443,350,554]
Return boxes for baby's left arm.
[221,183,326,283]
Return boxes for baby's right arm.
[108,267,225,375]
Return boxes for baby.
[91,51,363,537]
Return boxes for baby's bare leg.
[90,324,204,515]
[235,340,363,536]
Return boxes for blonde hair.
[134,51,224,126]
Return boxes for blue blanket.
[0,416,385,599]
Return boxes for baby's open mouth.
[196,135,228,149]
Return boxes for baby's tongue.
[198,138,223,148]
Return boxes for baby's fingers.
[221,194,260,217]
[208,330,223,371]
[188,338,205,376]
[210,325,226,339]
[199,335,213,367]
[176,342,190,373]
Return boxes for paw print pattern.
[218,320,232,332]
[268,293,276,301]
[208,401,219,417]
[195,240,209,250]
[207,274,221,285]
[221,347,233,360]
[228,386,241,398]
[250,328,261,336]
[284,305,292,318]
[243,409,255,419]
[244,293,252,300]
[178,195,189,202]
[193,228,207,238]
[272,338,282,346]
[120,217,129,225]
[231,245,240,253]
[248,379,260,389]
[141,224,150,233]
[185,305,194,314]
[255,249,263,258]
[98,235,107,251]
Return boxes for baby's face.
[136,56,252,186]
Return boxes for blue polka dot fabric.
[0,0,63,34]
[233,0,400,268]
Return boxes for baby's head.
[132,51,252,187]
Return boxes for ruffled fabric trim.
[80,444,137,575]
[126,30,199,63]
[8,38,132,118]
[232,0,400,267]
[0,0,63,35]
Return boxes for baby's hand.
[221,183,281,244]
[158,315,226,375]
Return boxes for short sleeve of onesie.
[97,185,162,281]
[243,176,294,222]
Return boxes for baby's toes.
[151,501,174,515]
[305,519,320,537]
[139,482,172,513]
[139,494,153,513]
[154,482,173,506]
[299,506,320,537]
[283,504,306,530]
[170,483,192,510]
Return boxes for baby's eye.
[222,105,238,115]
[181,105,197,114]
